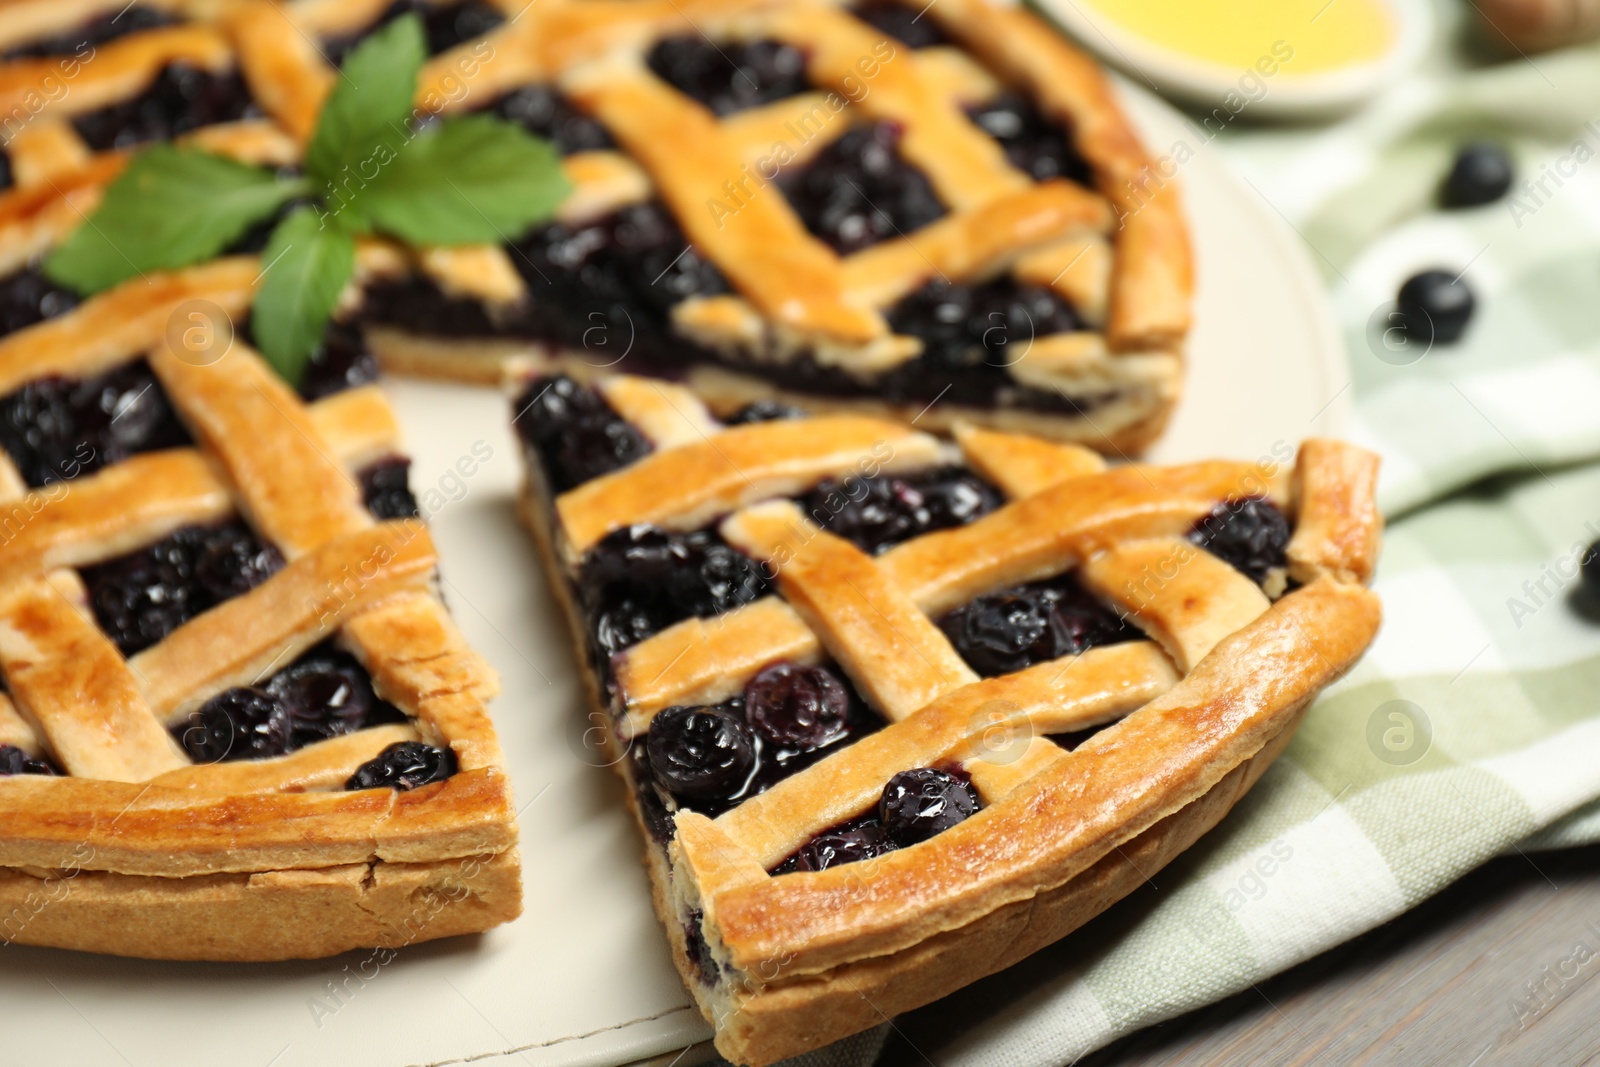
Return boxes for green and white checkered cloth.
[884,7,1600,1065]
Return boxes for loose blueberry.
[646,37,809,116]
[1441,141,1513,208]
[879,767,979,846]
[1582,541,1600,598]
[358,457,420,520]
[1189,497,1291,585]
[780,123,945,253]
[346,741,458,790]
[176,687,291,762]
[795,819,895,872]
[647,705,757,802]
[723,399,807,425]
[1395,269,1475,346]
[744,662,849,749]
[0,744,57,776]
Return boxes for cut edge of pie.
[509,370,1381,1065]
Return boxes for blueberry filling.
[576,523,769,662]
[174,642,406,762]
[0,360,190,488]
[358,276,512,339]
[323,0,505,66]
[82,521,284,657]
[72,63,259,151]
[0,265,81,339]
[771,765,980,873]
[491,85,614,154]
[887,277,1082,376]
[799,466,1002,554]
[683,910,720,984]
[0,744,58,776]
[512,374,652,493]
[2,6,183,60]
[238,314,380,401]
[646,37,810,116]
[358,457,420,520]
[1187,497,1291,587]
[850,1,950,48]
[939,573,1135,676]
[779,122,945,253]
[224,190,310,256]
[638,662,882,820]
[722,399,807,425]
[346,740,457,790]
[0,150,12,193]
[966,92,1092,187]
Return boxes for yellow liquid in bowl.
[1080,0,1395,76]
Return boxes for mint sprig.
[44,14,570,384]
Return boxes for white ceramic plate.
[0,80,1346,1067]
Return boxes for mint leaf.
[44,146,302,294]
[305,14,425,197]
[347,115,571,245]
[251,207,355,385]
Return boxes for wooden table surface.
[883,847,1600,1067]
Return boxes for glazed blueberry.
[580,524,769,653]
[0,266,81,339]
[940,575,1133,676]
[83,522,281,655]
[3,7,182,60]
[879,767,979,846]
[851,1,950,48]
[513,375,653,492]
[347,741,458,790]
[1189,497,1291,585]
[358,457,421,520]
[646,37,809,116]
[324,0,504,65]
[794,818,895,872]
[0,744,58,776]
[1582,542,1600,599]
[802,467,1002,554]
[492,85,613,154]
[192,525,286,604]
[72,64,259,151]
[1441,141,1513,208]
[723,399,807,425]
[269,647,397,747]
[176,687,291,762]
[967,92,1092,186]
[647,705,758,802]
[744,662,849,749]
[1395,269,1475,346]
[889,278,1080,373]
[781,123,945,253]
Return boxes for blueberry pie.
[512,371,1382,1065]
[0,258,520,960]
[340,0,1188,451]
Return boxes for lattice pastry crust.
[0,258,520,960]
[513,372,1381,1065]
[0,0,1192,453]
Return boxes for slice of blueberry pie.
[335,0,1189,451]
[512,372,1382,1065]
[0,258,520,960]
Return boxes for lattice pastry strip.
[0,259,521,961]
[512,370,1381,1065]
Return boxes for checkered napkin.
[855,15,1600,1067]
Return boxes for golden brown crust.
[512,372,1380,1064]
